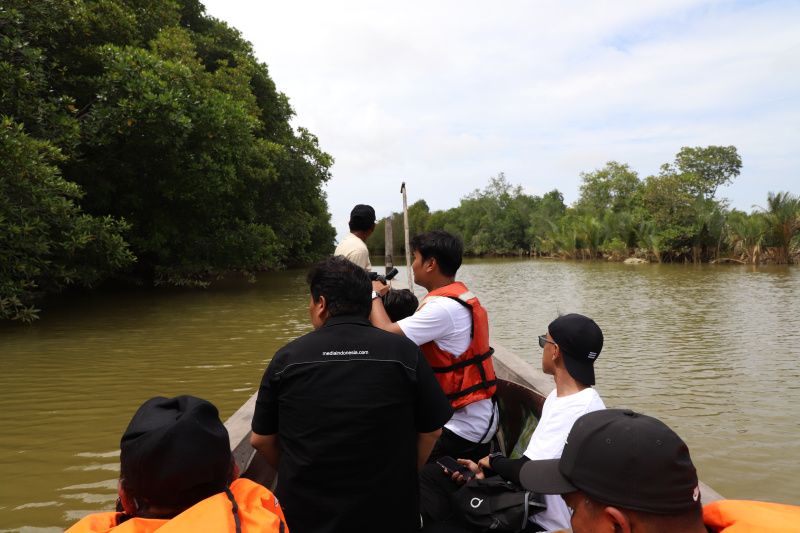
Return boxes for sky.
[198,0,800,240]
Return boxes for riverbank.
[454,249,800,265]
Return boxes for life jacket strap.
[432,347,497,401]
[225,488,242,533]
[445,295,475,337]
[431,348,494,373]
[446,379,498,401]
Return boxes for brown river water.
[1,258,799,531]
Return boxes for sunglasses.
[538,334,557,349]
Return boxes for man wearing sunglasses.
[421,313,607,532]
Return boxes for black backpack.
[451,476,547,532]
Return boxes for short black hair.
[349,218,374,232]
[382,289,419,322]
[584,494,703,531]
[410,230,463,277]
[307,256,372,317]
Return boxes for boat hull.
[224,340,723,520]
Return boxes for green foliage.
[673,145,741,200]
[1,0,334,319]
[367,174,566,256]
[576,161,642,213]
[455,174,537,253]
[525,190,566,250]
[638,165,701,254]
[756,191,800,264]
[690,197,728,262]
[0,0,81,153]
[727,210,768,264]
[369,199,431,254]
[364,146,794,266]
[0,118,134,321]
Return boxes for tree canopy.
[366,147,798,266]
[1,0,335,320]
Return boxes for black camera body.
[368,267,399,285]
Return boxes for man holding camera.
[370,230,498,463]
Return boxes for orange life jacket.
[704,500,800,532]
[65,478,287,533]
[418,282,496,410]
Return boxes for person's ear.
[551,343,562,362]
[231,461,240,483]
[118,482,136,514]
[314,295,327,315]
[426,257,437,273]
[309,294,330,329]
[605,506,633,533]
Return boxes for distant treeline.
[1,0,335,321]
[368,146,800,267]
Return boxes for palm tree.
[576,214,604,259]
[636,223,663,263]
[692,198,727,262]
[727,211,768,264]
[756,191,800,264]
[602,211,637,249]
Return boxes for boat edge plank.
[224,338,724,505]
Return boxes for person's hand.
[477,454,493,472]
[372,280,390,296]
[448,459,484,485]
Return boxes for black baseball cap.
[349,204,376,226]
[519,409,701,514]
[548,313,603,385]
[120,396,232,508]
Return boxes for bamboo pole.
[401,182,412,289]
[384,216,393,275]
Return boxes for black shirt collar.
[321,314,372,328]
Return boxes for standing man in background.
[333,204,376,271]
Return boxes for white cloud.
[200,0,800,236]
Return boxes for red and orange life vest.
[704,499,800,532]
[65,478,286,533]
[418,282,496,410]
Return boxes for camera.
[368,267,399,285]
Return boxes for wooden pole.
[384,216,393,275]
[401,182,412,289]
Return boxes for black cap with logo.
[519,409,701,515]
[548,313,603,385]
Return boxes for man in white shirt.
[425,313,606,532]
[371,230,498,463]
[333,204,375,271]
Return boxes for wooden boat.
[224,341,724,530]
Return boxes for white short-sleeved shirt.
[524,388,606,531]
[334,233,371,271]
[398,297,498,443]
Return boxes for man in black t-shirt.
[251,256,453,533]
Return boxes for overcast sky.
[199,0,800,240]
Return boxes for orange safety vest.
[65,478,287,533]
[418,282,496,410]
[704,500,800,532]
